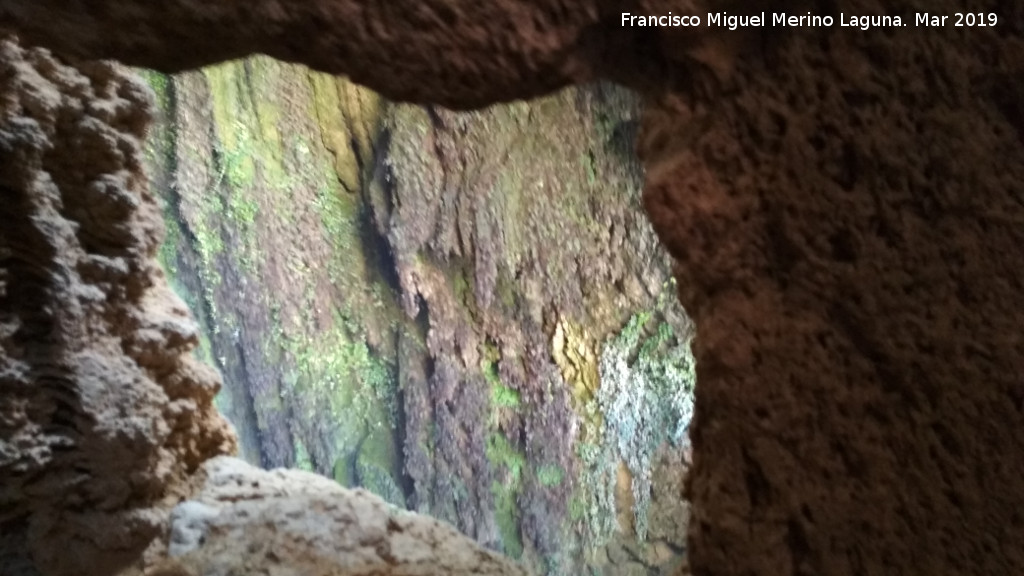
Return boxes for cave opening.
[136,56,697,575]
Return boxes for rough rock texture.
[0,0,685,108]
[640,8,1024,574]
[149,456,527,576]
[376,88,692,572]
[4,1,1024,576]
[0,37,236,575]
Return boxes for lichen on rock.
[139,59,410,498]
[595,295,695,541]
[376,85,694,574]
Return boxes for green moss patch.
[486,432,526,558]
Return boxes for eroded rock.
[0,0,685,109]
[0,37,236,575]
[149,456,528,576]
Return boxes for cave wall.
[641,9,1024,573]
[3,1,1024,576]
[0,0,655,107]
[0,37,236,575]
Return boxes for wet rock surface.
[141,61,693,574]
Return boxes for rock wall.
[376,88,693,574]
[0,35,529,576]
[3,1,1024,576]
[640,5,1024,573]
[0,0,638,108]
[0,37,236,575]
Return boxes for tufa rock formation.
[640,12,1024,573]
[0,37,235,575]
[141,56,691,572]
[3,0,1024,575]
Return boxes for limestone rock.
[0,36,236,576]
[150,456,528,576]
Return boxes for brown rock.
[0,36,236,575]
[0,0,733,109]
[640,10,1024,576]
[0,0,607,108]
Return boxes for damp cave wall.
[140,58,697,575]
